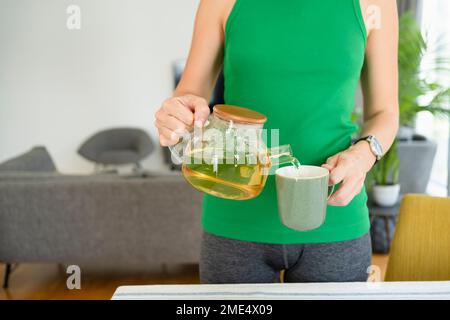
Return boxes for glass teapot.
[169,105,298,200]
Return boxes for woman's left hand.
[321,142,377,206]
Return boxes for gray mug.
[275,165,334,232]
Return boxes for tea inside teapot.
[182,148,271,200]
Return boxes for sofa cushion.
[0,146,57,172]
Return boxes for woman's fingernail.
[170,131,178,141]
[194,120,203,128]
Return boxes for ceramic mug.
[275,165,334,231]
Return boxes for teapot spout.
[268,144,298,168]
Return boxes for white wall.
[0,0,198,173]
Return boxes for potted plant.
[364,12,450,203]
[371,142,400,206]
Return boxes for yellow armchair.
[385,194,450,281]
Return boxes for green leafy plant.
[368,11,450,187]
[399,12,450,126]
[371,141,399,185]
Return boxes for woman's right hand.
[154,94,210,146]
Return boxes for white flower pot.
[372,184,400,207]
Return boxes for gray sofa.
[0,147,203,286]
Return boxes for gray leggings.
[199,231,372,284]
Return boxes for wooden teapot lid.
[213,105,267,124]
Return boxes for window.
[416,0,450,196]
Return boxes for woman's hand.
[322,142,377,206]
[154,94,210,146]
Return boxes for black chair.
[78,128,154,171]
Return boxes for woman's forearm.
[360,108,399,152]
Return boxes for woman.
[155,0,399,283]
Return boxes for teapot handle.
[168,143,184,165]
[167,116,213,165]
[167,118,209,165]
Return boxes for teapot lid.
[213,105,267,124]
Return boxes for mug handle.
[327,184,335,200]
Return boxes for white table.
[112,281,450,300]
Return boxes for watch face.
[370,137,383,157]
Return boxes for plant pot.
[397,126,415,141]
[372,184,400,207]
[398,137,437,194]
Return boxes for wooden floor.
[0,255,389,300]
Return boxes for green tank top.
[202,0,370,244]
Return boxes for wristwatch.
[353,135,383,162]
